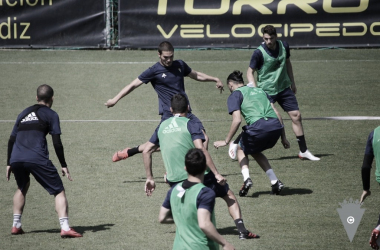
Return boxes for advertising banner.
[0,0,106,48]
[119,0,380,49]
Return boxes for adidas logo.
[21,112,38,123]
[163,118,181,134]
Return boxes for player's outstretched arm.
[158,206,174,224]
[188,70,224,93]
[271,103,290,149]
[246,67,257,87]
[193,139,226,185]
[286,59,297,94]
[198,209,235,250]
[104,78,144,108]
[143,142,158,196]
[214,110,241,149]
[361,153,374,203]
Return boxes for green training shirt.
[235,86,278,126]
[372,126,380,183]
[171,183,219,250]
[158,116,194,183]
[257,40,293,95]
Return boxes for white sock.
[13,214,22,228]
[265,169,278,185]
[59,217,70,231]
[241,168,250,181]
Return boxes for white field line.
[0,60,378,65]
[1,116,380,123]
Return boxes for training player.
[6,84,82,238]
[104,41,223,162]
[144,93,259,240]
[214,71,290,196]
[246,25,319,161]
[159,148,235,250]
[360,126,380,249]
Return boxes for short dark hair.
[227,70,244,84]
[185,148,207,176]
[37,84,54,103]
[171,93,188,114]
[262,25,277,36]
[158,41,174,54]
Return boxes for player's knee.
[289,111,302,122]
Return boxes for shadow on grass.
[268,153,334,161]
[250,187,313,197]
[29,223,115,235]
[216,226,239,236]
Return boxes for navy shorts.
[149,112,205,144]
[168,171,229,198]
[240,128,282,155]
[269,87,299,112]
[11,161,64,195]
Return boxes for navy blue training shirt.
[138,60,193,117]
[10,105,61,166]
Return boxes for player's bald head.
[37,84,54,103]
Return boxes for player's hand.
[215,173,227,186]
[291,83,297,94]
[360,190,371,204]
[281,138,290,149]
[214,140,227,149]
[145,178,156,196]
[222,241,235,250]
[370,228,380,249]
[216,79,224,94]
[104,99,116,108]
[6,165,12,181]
[62,167,73,181]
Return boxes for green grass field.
[1,48,380,249]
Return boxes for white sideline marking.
[304,116,380,120]
[0,60,378,65]
[1,116,380,123]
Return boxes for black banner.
[119,0,380,49]
[0,0,106,48]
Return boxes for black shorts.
[203,171,229,198]
[11,161,64,195]
[168,171,229,198]
[240,128,282,155]
[269,87,299,112]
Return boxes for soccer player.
[6,84,82,238]
[214,71,290,196]
[360,126,380,249]
[159,148,235,250]
[144,93,259,240]
[246,25,319,161]
[104,41,223,161]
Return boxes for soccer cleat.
[239,230,260,240]
[239,178,253,197]
[112,148,130,162]
[11,226,24,235]
[369,229,380,249]
[270,180,284,195]
[61,228,83,238]
[228,142,238,160]
[298,150,320,161]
